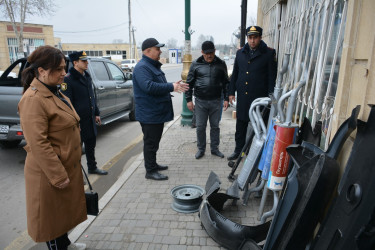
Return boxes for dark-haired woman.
[18,45,87,250]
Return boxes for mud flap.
[263,154,340,250]
[199,201,271,250]
[311,105,375,250]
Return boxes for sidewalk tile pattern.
[77,115,273,249]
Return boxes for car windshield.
[121,60,131,64]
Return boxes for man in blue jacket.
[62,51,108,175]
[133,38,189,181]
[228,26,277,161]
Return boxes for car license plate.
[0,125,9,133]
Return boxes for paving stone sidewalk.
[74,110,272,249]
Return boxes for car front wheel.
[0,140,22,148]
[129,110,135,121]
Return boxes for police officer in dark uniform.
[61,51,108,175]
[227,26,277,161]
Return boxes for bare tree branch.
[0,0,56,54]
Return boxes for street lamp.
[180,0,193,126]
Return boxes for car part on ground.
[170,184,204,213]
[310,104,375,250]
[199,171,271,250]
[263,105,360,250]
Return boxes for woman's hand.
[57,178,70,189]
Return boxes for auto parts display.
[263,105,360,250]
[199,171,271,250]
[311,105,375,250]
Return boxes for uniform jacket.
[229,40,277,121]
[133,55,174,124]
[62,67,100,141]
[18,79,87,242]
[185,55,229,102]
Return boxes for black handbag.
[81,166,99,216]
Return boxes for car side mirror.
[125,72,132,80]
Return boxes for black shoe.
[195,150,205,159]
[156,164,168,171]
[88,168,108,175]
[191,123,196,128]
[145,171,168,181]
[211,150,224,158]
[227,152,240,161]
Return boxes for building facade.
[0,21,133,71]
[0,21,54,70]
[61,43,131,63]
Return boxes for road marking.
[4,230,31,250]
[84,133,143,186]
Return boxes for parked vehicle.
[0,57,135,148]
[120,59,137,71]
[0,70,17,78]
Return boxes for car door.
[88,60,117,117]
[106,62,132,112]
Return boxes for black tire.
[129,110,136,121]
[0,139,22,148]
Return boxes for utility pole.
[240,0,248,47]
[180,0,193,126]
[131,26,138,61]
[128,0,132,59]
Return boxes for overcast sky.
[20,0,258,47]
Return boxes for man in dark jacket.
[133,38,189,181]
[227,26,277,161]
[62,51,108,175]
[186,41,229,159]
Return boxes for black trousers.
[140,122,164,172]
[46,233,70,250]
[83,136,97,171]
[234,119,249,154]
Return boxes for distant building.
[0,21,54,70]
[61,43,132,63]
[0,21,134,70]
[168,49,182,64]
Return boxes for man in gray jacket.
[186,41,229,159]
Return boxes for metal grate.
[262,0,348,150]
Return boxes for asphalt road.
[0,64,185,250]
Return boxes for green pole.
[185,0,191,41]
[180,0,193,126]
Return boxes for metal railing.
[262,0,348,149]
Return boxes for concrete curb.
[69,115,182,242]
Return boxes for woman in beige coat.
[18,46,87,250]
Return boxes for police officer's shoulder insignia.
[61,82,67,91]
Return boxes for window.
[7,38,44,63]
[90,61,110,81]
[107,63,124,81]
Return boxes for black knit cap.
[201,41,215,53]
[141,38,165,51]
